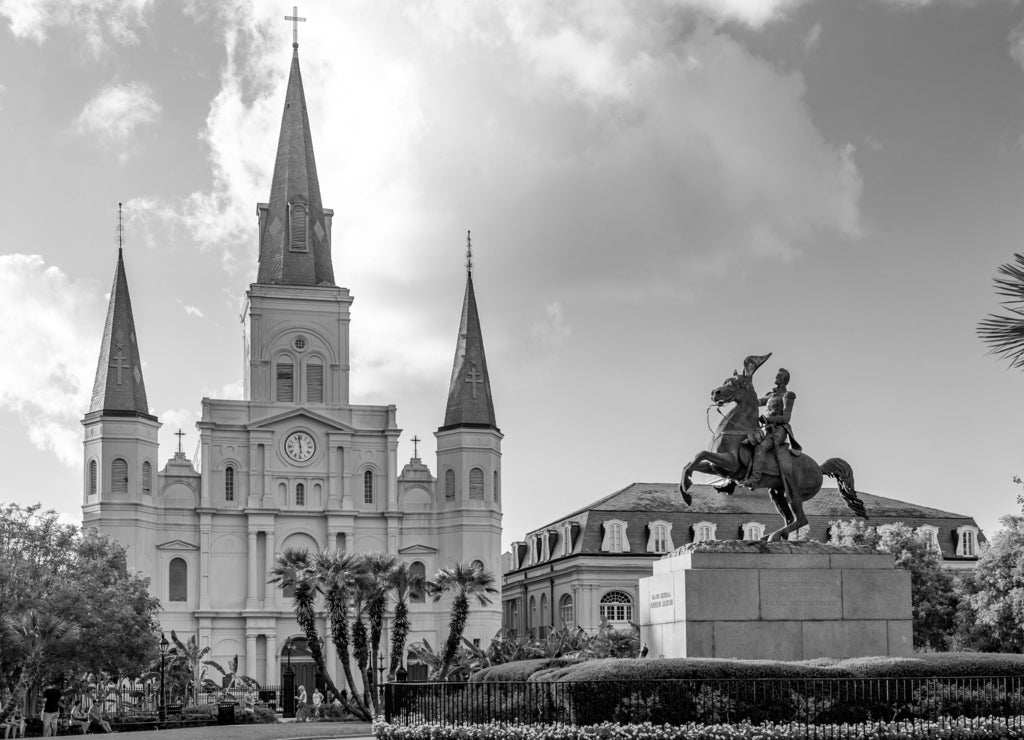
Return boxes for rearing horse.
[679,355,867,541]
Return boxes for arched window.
[917,525,940,553]
[169,558,187,602]
[601,520,629,553]
[276,360,295,402]
[306,362,323,403]
[957,526,979,557]
[296,483,305,507]
[142,462,152,495]
[445,470,456,501]
[599,591,633,623]
[89,460,97,496]
[559,594,575,627]
[693,521,717,543]
[224,466,235,502]
[528,595,537,635]
[364,470,374,504]
[540,593,549,636]
[646,521,673,553]
[494,471,499,503]
[111,458,128,494]
[409,561,426,603]
[469,468,484,500]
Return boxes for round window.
[293,336,306,351]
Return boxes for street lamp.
[282,639,295,719]
[158,633,169,723]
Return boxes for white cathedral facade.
[82,41,503,686]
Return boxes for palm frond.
[979,253,1024,369]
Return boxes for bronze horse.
[679,355,867,541]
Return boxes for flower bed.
[373,716,1024,739]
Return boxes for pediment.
[398,544,438,555]
[157,539,199,551]
[248,408,356,433]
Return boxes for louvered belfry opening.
[306,363,323,402]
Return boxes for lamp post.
[282,639,295,719]
[158,633,169,723]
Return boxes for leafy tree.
[956,481,1024,651]
[268,548,344,703]
[201,654,259,692]
[427,562,498,680]
[388,561,424,677]
[830,520,958,649]
[978,253,1024,368]
[314,551,371,720]
[166,631,210,706]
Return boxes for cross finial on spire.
[175,429,185,454]
[116,202,125,254]
[285,6,306,49]
[465,230,473,277]
[411,435,421,458]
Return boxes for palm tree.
[388,561,425,677]
[167,631,210,706]
[350,592,371,707]
[0,611,80,722]
[314,551,371,720]
[362,552,397,711]
[427,562,498,681]
[268,548,344,703]
[978,252,1024,368]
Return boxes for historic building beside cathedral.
[82,41,502,686]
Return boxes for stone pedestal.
[639,542,913,660]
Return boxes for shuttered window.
[445,470,456,501]
[276,363,294,402]
[306,363,323,403]
[169,558,187,602]
[89,460,97,496]
[111,458,128,493]
[469,468,484,500]
[142,462,152,495]
[289,204,308,252]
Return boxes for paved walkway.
[91,722,373,740]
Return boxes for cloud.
[532,302,572,347]
[0,255,104,466]
[74,82,161,152]
[1011,21,1024,71]
[667,0,813,27]
[180,302,204,319]
[0,0,154,54]
[803,22,822,54]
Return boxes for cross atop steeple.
[175,429,185,453]
[411,435,421,458]
[285,6,306,48]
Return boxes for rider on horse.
[741,367,802,489]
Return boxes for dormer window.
[693,521,716,543]
[601,519,629,553]
[742,522,764,541]
[646,521,674,553]
[956,525,979,558]
[289,202,308,252]
[917,525,940,554]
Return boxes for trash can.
[217,702,236,725]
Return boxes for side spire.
[89,203,154,419]
[441,232,497,430]
[256,21,335,287]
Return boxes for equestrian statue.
[679,353,868,542]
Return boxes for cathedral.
[81,39,503,686]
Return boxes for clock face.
[285,431,316,462]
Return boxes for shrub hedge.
[374,717,1024,739]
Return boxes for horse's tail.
[821,457,868,519]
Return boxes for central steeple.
[256,40,335,286]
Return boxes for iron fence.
[384,676,1024,736]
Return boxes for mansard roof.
[88,248,154,419]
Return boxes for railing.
[384,676,1024,736]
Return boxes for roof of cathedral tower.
[440,257,497,431]
[89,248,154,419]
[256,43,335,287]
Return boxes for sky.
[2,0,1024,550]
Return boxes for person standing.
[40,685,62,737]
[312,688,323,718]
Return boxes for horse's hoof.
[714,480,736,495]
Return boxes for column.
[245,633,257,678]
[246,529,258,610]
[266,632,278,687]
[199,515,212,610]
[386,433,399,510]
[247,442,260,509]
[324,627,338,687]
[265,530,276,609]
[200,434,212,507]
